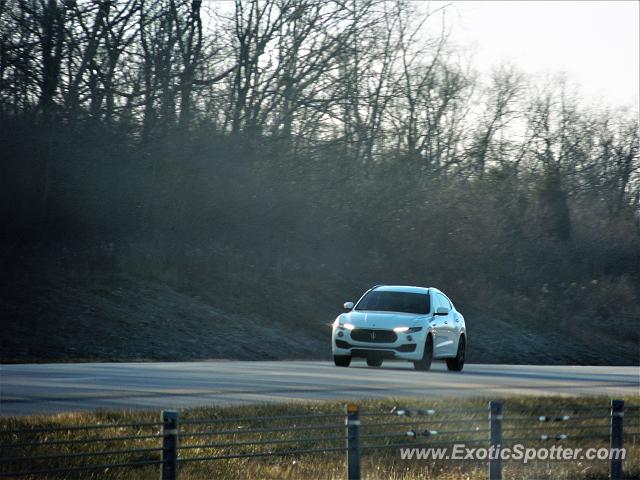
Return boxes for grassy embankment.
[3,266,639,365]
[1,396,639,479]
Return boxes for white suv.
[331,285,466,371]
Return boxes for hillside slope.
[1,274,637,365]
[1,275,329,362]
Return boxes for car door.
[430,293,449,358]
[435,293,456,356]
[449,300,463,353]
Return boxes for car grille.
[350,329,397,343]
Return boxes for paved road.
[1,361,638,416]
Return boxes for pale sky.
[438,0,639,109]
[211,1,639,109]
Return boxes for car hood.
[340,311,426,329]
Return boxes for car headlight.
[333,320,355,331]
[334,321,356,331]
[393,326,422,333]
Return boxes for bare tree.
[468,64,523,177]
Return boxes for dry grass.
[1,396,638,479]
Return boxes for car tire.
[366,357,383,367]
[413,334,433,371]
[446,335,465,372]
[334,355,351,367]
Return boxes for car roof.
[372,285,432,294]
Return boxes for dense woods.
[1,0,639,361]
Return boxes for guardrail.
[0,399,636,479]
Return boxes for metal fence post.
[161,410,179,480]
[489,400,502,480]
[345,403,361,480]
[610,399,624,480]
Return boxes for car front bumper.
[331,328,426,361]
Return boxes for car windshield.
[355,291,429,314]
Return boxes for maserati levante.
[331,285,466,371]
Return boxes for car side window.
[442,294,452,309]
[431,293,440,313]
[436,293,450,312]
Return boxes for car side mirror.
[343,301,354,310]
[435,306,450,316]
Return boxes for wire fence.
[0,399,636,479]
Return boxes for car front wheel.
[413,334,433,371]
[446,336,465,372]
[334,355,351,367]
